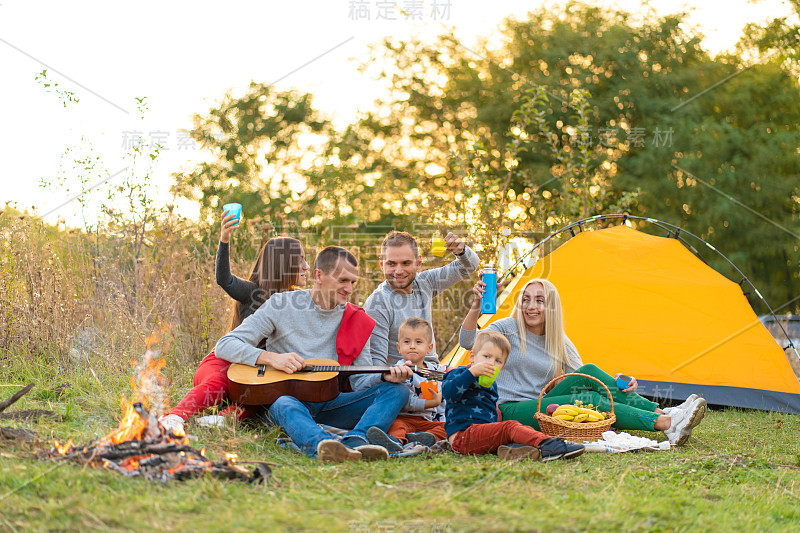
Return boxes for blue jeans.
[267,382,407,457]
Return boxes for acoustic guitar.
[227,358,446,405]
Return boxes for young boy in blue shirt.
[442,330,584,461]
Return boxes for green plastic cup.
[478,367,500,388]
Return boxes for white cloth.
[581,431,670,453]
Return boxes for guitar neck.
[251,360,444,380]
[305,365,392,373]
[304,364,444,380]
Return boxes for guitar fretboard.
[254,363,444,380]
[304,365,444,380]
[304,365,392,373]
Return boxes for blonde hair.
[512,278,580,376]
[473,330,511,362]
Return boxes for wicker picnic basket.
[534,373,616,441]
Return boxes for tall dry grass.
[0,209,476,385]
[0,209,229,379]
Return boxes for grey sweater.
[362,247,480,389]
[215,290,373,390]
[459,317,582,404]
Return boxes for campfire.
[47,332,273,484]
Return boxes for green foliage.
[34,69,80,107]
[171,82,333,228]
[169,2,798,311]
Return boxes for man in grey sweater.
[360,231,480,390]
[215,246,411,462]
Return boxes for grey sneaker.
[664,397,707,445]
[353,444,390,461]
[538,438,585,462]
[406,431,437,447]
[342,435,390,461]
[317,439,362,462]
[366,427,403,453]
[498,444,541,461]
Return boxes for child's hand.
[469,361,496,378]
[424,389,443,409]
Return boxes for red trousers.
[170,352,255,420]
[388,415,447,443]
[450,420,550,455]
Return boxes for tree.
[171,82,332,231]
[173,2,800,309]
[356,2,800,308]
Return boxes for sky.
[0,0,794,226]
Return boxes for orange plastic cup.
[420,380,439,400]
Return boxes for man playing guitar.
[215,246,413,462]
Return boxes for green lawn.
[2,362,799,533]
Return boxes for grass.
[2,358,800,533]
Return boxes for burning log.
[47,402,275,484]
[45,331,277,485]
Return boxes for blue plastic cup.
[616,374,633,390]
[223,203,242,226]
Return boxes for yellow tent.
[443,224,800,412]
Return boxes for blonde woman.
[460,277,706,445]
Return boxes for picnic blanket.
[276,424,452,457]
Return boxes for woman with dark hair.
[160,210,309,433]
[460,277,707,446]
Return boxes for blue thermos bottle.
[481,264,497,314]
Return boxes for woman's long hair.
[513,278,580,377]
[225,237,304,332]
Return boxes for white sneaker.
[684,397,707,430]
[195,414,226,428]
[159,414,185,434]
[663,394,699,416]
[663,397,707,445]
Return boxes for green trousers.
[499,364,660,432]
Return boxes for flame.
[121,457,140,470]
[51,325,250,482]
[103,395,147,445]
[54,439,73,455]
[100,336,171,445]
[200,447,206,457]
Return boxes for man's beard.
[386,274,415,291]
